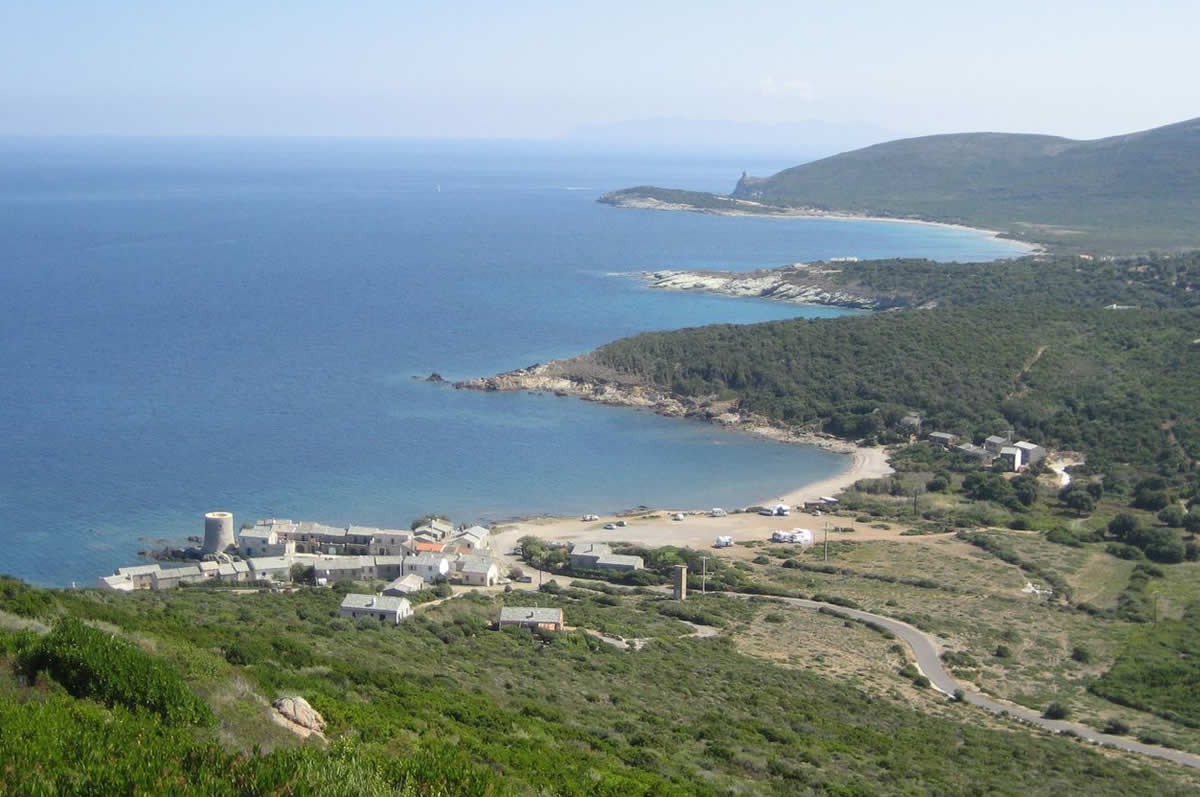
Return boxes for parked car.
[517,575,533,583]
[581,514,599,521]
[604,523,617,530]
[615,520,627,527]
[672,513,685,521]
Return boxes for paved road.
[733,594,1200,771]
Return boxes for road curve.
[732,594,1200,771]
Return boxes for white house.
[116,564,161,590]
[339,594,412,624]
[452,525,490,552]
[97,573,135,591]
[1014,441,1047,467]
[413,518,454,540]
[363,527,412,556]
[238,526,295,558]
[459,555,500,587]
[998,445,1023,472]
[382,574,426,595]
[404,552,451,583]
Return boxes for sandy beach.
[487,444,895,569]
[606,194,1043,254]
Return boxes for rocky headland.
[453,357,858,453]
[639,264,907,310]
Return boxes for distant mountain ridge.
[605,117,1200,253]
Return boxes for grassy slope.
[2,582,1196,795]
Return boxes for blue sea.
[0,138,1030,586]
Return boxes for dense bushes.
[0,693,505,797]
[16,618,213,726]
[1090,617,1200,728]
[0,575,55,617]
[595,303,1200,477]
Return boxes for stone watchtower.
[673,564,688,601]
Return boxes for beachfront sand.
[487,445,895,568]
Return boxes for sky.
[2,0,1197,143]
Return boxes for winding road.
[740,595,1200,771]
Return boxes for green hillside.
[561,251,1200,487]
[2,579,1196,795]
[605,117,1200,253]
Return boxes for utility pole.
[700,556,710,595]
[824,521,830,562]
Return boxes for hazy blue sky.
[2,0,1196,141]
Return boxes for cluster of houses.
[335,595,566,632]
[98,517,502,592]
[925,429,1047,472]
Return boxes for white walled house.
[403,552,451,583]
[459,555,500,587]
[339,594,413,624]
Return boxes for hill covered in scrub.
[1,578,1197,795]
[601,117,1200,252]
[592,304,1200,479]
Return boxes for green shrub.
[1043,702,1070,720]
[1103,718,1130,735]
[16,618,213,726]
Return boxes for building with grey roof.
[997,445,1023,472]
[373,555,407,580]
[983,434,1011,454]
[152,564,207,589]
[1014,441,1047,467]
[116,564,161,590]
[569,542,643,572]
[313,556,377,583]
[403,552,451,583]
[498,607,564,631]
[382,574,426,596]
[928,431,960,447]
[339,594,413,624]
[458,555,500,586]
[248,556,295,582]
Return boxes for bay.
[0,138,1029,585]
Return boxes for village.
[96,512,649,631]
[96,426,1056,631]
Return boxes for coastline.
[602,194,1043,255]
[454,361,892,517]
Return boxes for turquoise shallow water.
[0,138,1029,585]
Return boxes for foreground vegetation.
[2,577,1196,794]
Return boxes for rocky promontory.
[453,358,857,452]
[640,264,905,310]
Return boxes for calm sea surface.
[0,138,1029,585]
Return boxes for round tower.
[203,511,235,554]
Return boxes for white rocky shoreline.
[638,266,895,309]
